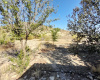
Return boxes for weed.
[9,50,30,74]
[25,46,31,52]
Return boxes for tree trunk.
[20,38,23,50]
[23,36,28,58]
[76,36,79,55]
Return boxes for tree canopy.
[67,0,100,44]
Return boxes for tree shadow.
[0,44,20,57]
[18,63,90,80]
[67,43,100,66]
[16,42,100,79]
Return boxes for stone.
[24,76,27,79]
[97,76,100,79]
[81,78,89,80]
[59,73,67,80]
[40,77,46,80]
[44,71,46,74]
[29,77,35,80]
[49,76,55,80]
[57,74,59,78]
[87,75,93,80]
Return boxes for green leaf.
[5,1,7,4]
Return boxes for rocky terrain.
[18,44,100,80]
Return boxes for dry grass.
[91,64,100,73]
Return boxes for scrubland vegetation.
[0,0,100,80]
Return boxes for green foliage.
[0,29,15,45]
[40,33,51,41]
[0,0,57,57]
[72,32,85,42]
[27,34,34,40]
[9,50,30,74]
[0,0,56,38]
[51,28,60,44]
[32,33,41,39]
[67,0,100,54]
[44,35,51,41]
[0,39,5,45]
[25,46,31,52]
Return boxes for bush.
[27,34,34,40]
[32,33,41,39]
[44,35,51,41]
[0,39,4,45]
[51,28,60,44]
[40,33,51,41]
[0,30,15,45]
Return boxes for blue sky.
[49,0,81,30]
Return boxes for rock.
[57,74,59,78]
[29,77,35,80]
[59,73,67,80]
[44,71,46,74]
[39,77,46,80]
[97,76,100,79]
[81,78,89,80]
[78,76,80,78]
[87,75,93,80]
[88,72,94,76]
[24,76,27,79]
[49,76,55,80]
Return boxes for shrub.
[51,28,60,44]
[40,33,51,41]
[0,39,4,45]
[0,30,15,45]
[32,33,41,39]
[27,34,34,40]
[44,35,51,41]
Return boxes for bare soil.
[0,35,100,80]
